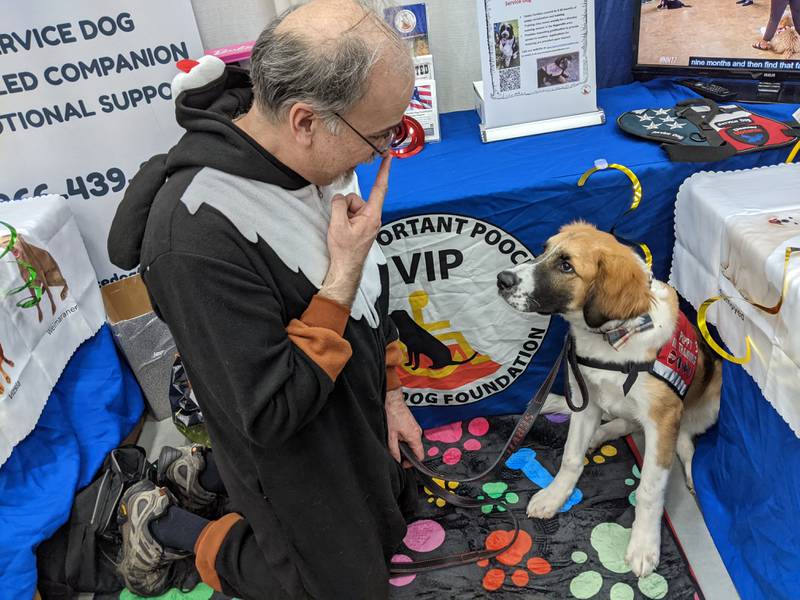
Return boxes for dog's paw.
[625,530,661,578]
[526,486,568,519]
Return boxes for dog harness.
[564,311,700,411]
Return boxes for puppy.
[497,222,720,577]
[497,24,518,68]
[0,343,13,395]
[0,235,69,322]
[539,55,574,86]
[658,0,691,9]
[771,15,800,58]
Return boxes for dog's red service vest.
[650,311,699,399]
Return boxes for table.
[356,79,800,429]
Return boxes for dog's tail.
[448,351,479,365]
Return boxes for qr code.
[499,67,521,92]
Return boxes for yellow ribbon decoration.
[787,140,800,164]
[698,246,799,363]
[578,160,652,268]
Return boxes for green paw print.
[626,464,641,506]
[568,523,669,599]
[477,481,520,514]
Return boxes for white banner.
[476,0,600,129]
[0,1,203,284]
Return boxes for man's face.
[313,61,414,186]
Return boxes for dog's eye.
[560,260,574,273]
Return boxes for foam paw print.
[475,529,553,592]
[476,481,520,514]
[626,464,641,506]
[423,477,460,508]
[506,448,582,512]
[583,443,619,467]
[389,519,446,587]
[568,522,670,599]
[423,417,489,465]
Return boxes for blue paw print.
[506,448,583,512]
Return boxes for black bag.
[169,354,210,446]
[37,445,152,598]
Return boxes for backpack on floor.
[36,446,152,597]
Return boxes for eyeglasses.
[334,112,402,155]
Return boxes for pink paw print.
[423,417,490,465]
[390,519,446,587]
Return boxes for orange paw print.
[477,529,552,591]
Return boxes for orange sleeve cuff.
[195,513,243,592]
[385,340,403,391]
[301,295,350,335]
[287,295,352,381]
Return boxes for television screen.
[635,0,800,74]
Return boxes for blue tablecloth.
[694,362,800,600]
[0,325,144,599]
[357,79,799,430]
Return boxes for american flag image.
[409,85,432,110]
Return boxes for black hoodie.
[108,66,413,599]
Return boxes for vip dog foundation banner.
[0,1,203,284]
[474,0,605,141]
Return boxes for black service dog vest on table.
[617,98,800,162]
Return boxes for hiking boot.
[117,480,189,595]
[157,444,219,516]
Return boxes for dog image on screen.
[0,343,14,395]
[495,22,519,69]
[390,309,478,370]
[496,222,721,577]
[1,235,69,323]
[657,0,691,9]
[771,15,800,58]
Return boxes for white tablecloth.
[0,195,105,466]
[670,162,800,437]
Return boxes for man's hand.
[385,387,424,467]
[319,156,392,307]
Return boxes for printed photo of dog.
[537,52,580,87]
[0,234,69,322]
[494,21,520,70]
[496,222,721,577]
[0,342,14,395]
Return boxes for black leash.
[391,333,568,574]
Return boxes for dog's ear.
[583,253,652,328]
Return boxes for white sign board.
[475,0,604,141]
[0,1,203,285]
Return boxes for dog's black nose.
[497,271,519,290]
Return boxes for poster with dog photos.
[0,1,203,284]
[476,0,601,129]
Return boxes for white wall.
[188,0,482,113]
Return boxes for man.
[107,1,425,598]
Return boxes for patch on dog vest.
[649,311,699,399]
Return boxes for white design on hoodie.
[180,168,386,328]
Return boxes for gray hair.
[250,4,404,133]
